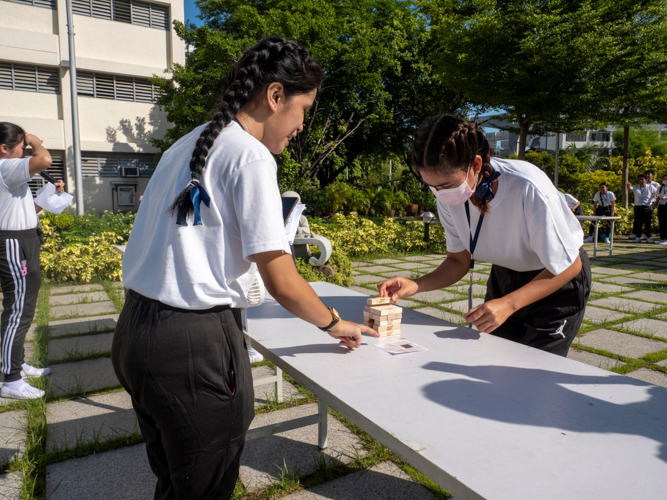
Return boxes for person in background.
[657,173,667,245]
[627,175,658,243]
[0,122,64,399]
[563,193,582,216]
[584,182,615,244]
[645,170,660,191]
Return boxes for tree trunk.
[517,114,531,161]
[622,125,630,211]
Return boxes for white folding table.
[246,281,667,500]
[575,215,620,258]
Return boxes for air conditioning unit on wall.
[121,166,139,177]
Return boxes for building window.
[72,0,170,30]
[81,152,155,178]
[0,62,60,95]
[2,0,56,10]
[590,131,611,142]
[566,132,587,142]
[28,152,67,197]
[77,72,158,103]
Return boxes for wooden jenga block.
[367,297,391,306]
[371,316,397,326]
[368,305,402,316]
[375,323,400,333]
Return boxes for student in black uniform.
[112,38,377,500]
[0,123,63,399]
[657,174,667,245]
[378,115,591,356]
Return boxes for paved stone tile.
[0,473,21,500]
[390,262,430,270]
[346,286,378,297]
[590,282,632,294]
[589,267,634,275]
[575,329,666,358]
[618,264,655,270]
[423,259,444,266]
[111,282,124,290]
[589,297,658,313]
[46,391,137,452]
[50,301,117,320]
[0,410,25,466]
[411,290,459,303]
[414,307,463,325]
[25,323,37,343]
[48,357,119,397]
[622,290,667,304]
[402,255,432,261]
[283,461,438,500]
[448,284,487,296]
[252,365,303,408]
[359,265,397,274]
[656,359,667,367]
[48,315,119,338]
[625,368,667,389]
[49,291,110,306]
[583,306,629,323]
[444,298,485,313]
[240,403,367,491]
[352,261,371,267]
[354,275,384,285]
[380,270,422,279]
[631,272,667,282]
[48,333,114,362]
[50,284,105,295]
[567,349,626,370]
[425,254,445,259]
[370,259,404,265]
[24,343,35,364]
[601,276,661,286]
[45,444,154,500]
[619,319,667,339]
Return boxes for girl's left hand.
[54,180,65,194]
[463,298,514,333]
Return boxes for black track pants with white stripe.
[0,229,41,382]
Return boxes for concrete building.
[0,0,185,212]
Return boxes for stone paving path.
[0,239,666,498]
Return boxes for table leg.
[593,221,599,259]
[275,366,283,403]
[318,398,328,450]
[609,220,615,256]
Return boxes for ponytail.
[169,36,324,225]
[0,122,26,151]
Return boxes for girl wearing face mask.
[657,174,667,245]
[378,115,591,356]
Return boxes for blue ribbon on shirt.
[474,168,502,201]
[176,180,211,226]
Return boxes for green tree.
[612,125,667,159]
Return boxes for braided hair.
[169,36,325,224]
[413,114,494,213]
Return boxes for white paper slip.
[375,339,427,355]
[34,183,74,215]
[285,203,307,244]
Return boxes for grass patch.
[99,280,124,313]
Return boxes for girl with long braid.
[112,37,376,499]
[378,115,591,357]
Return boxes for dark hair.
[169,36,325,223]
[413,114,493,213]
[645,169,655,175]
[638,174,646,180]
[0,122,26,151]
[599,182,608,187]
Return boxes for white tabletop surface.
[575,215,621,221]
[247,282,667,500]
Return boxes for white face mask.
[429,165,479,206]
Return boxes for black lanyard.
[464,200,485,270]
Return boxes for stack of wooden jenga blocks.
[363,297,402,337]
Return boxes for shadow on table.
[270,343,367,357]
[421,361,667,463]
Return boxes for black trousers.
[0,229,41,382]
[112,291,255,500]
[485,247,591,357]
[588,206,612,237]
[658,204,667,240]
[633,205,653,237]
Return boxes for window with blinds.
[2,0,56,10]
[72,0,169,30]
[28,152,67,197]
[77,72,158,103]
[81,152,155,178]
[0,62,60,95]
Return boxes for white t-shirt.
[0,158,38,231]
[630,184,657,206]
[593,191,616,207]
[437,158,584,275]
[122,121,291,310]
[563,194,579,209]
[658,185,667,205]
[650,180,661,191]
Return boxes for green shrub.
[295,250,355,287]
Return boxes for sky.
[184,0,204,26]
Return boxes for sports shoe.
[646,237,654,244]
[20,363,51,379]
[0,380,45,400]
[584,236,593,243]
[248,346,264,364]
[628,234,636,239]
[659,240,667,245]
[634,237,642,243]
[605,237,611,244]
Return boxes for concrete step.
[0,410,26,467]
[282,461,438,500]
[252,365,303,408]
[48,357,120,398]
[240,403,368,491]
[48,332,114,362]
[50,302,117,320]
[50,284,105,295]
[48,315,119,338]
[46,390,137,452]
[49,291,110,306]
[45,444,154,500]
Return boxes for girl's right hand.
[25,134,43,147]
[377,277,419,303]
[328,320,379,349]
